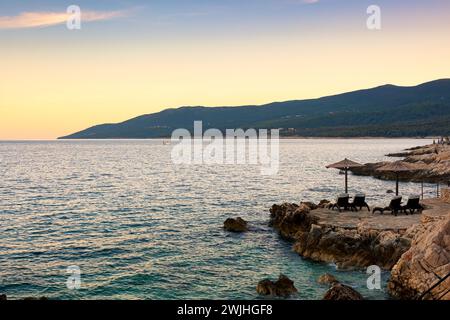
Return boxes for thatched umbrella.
[326,158,363,193]
[376,161,417,196]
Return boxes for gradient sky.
[1,0,450,139]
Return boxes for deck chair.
[351,194,370,211]
[402,196,424,215]
[372,196,403,216]
[331,194,353,212]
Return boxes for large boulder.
[224,217,248,232]
[323,283,364,300]
[388,214,450,300]
[269,203,318,239]
[256,274,298,297]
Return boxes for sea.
[0,138,434,300]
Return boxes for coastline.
[1,139,448,300]
[268,197,449,299]
[0,137,437,142]
[267,142,450,300]
[350,143,450,183]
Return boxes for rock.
[256,274,298,297]
[318,199,331,208]
[0,294,6,301]
[388,214,450,300]
[318,273,339,286]
[350,144,450,183]
[301,201,318,210]
[323,283,364,300]
[387,190,394,194]
[224,217,248,232]
[270,202,411,269]
[269,203,318,239]
[441,188,450,204]
[291,223,411,270]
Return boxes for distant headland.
[59,79,450,139]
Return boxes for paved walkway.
[311,198,449,231]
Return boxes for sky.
[1,0,450,139]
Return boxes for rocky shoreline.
[388,213,450,300]
[269,202,412,270]
[350,143,450,183]
[268,199,449,300]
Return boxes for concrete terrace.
[309,198,450,231]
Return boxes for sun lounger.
[372,196,403,216]
[351,193,370,211]
[402,196,424,214]
[331,194,353,212]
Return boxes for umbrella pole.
[396,173,399,196]
[421,181,424,200]
[437,182,440,198]
[345,168,348,194]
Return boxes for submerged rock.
[256,274,298,297]
[317,273,339,286]
[323,283,364,300]
[224,217,248,232]
[388,214,450,300]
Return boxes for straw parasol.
[376,161,417,196]
[326,158,363,193]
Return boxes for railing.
[417,271,450,300]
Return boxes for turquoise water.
[0,139,434,300]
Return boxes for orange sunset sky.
[1,0,450,139]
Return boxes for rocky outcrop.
[224,217,248,232]
[323,283,364,300]
[256,274,298,297]
[317,273,364,300]
[350,144,450,183]
[441,188,450,203]
[270,203,411,269]
[388,214,450,300]
[0,294,6,301]
[269,203,318,239]
[293,225,410,269]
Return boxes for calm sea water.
[0,139,434,300]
